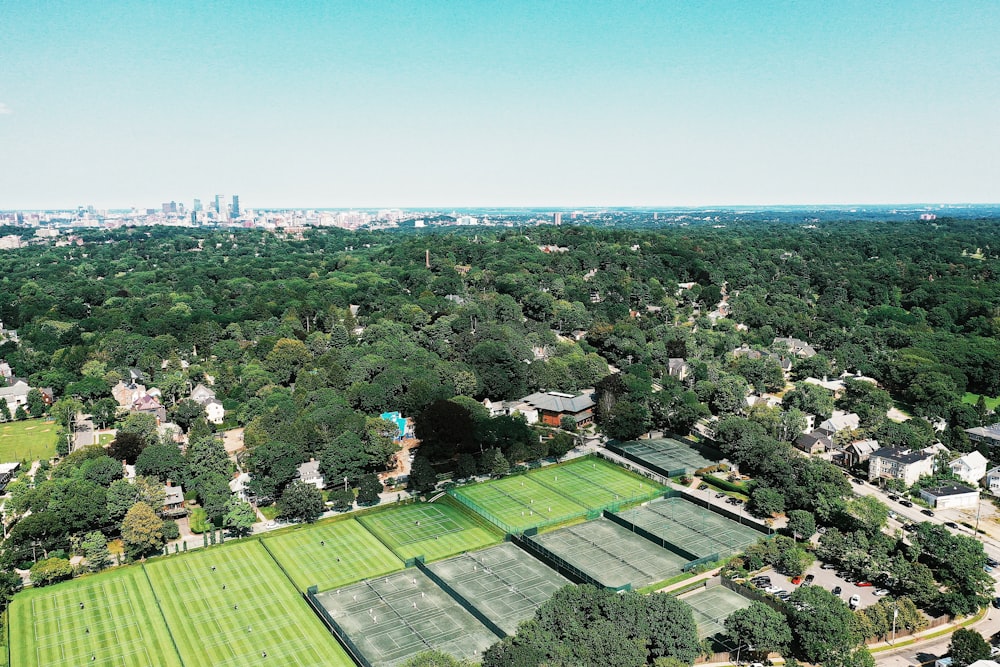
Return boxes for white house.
[920,483,980,510]
[296,460,324,490]
[229,472,252,502]
[868,447,935,487]
[0,379,30,416]
[949,451,988,485]
[986,466,1000,497]
[815,411,861,437]
[189,383,225,424]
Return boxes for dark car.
[993,597,1000,609]
[987,558,999,568]
[945,521,959,529]
[903,523,918,532]
[899,499,913,508]
[716,492,727,499]
[804,574,815,585]
[887,494,899,502]
[832,586,842,596]
[921,508,935,517]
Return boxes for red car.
[856,581,874,587]
[791,576,803,585]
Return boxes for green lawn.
[529,457,665,508]
[358,498,503,562]
[9,566,183,667]
[452,474,589,532]
[262,518,404,592]
[0,419,58,462]
[963,392,1000,411]
[145,540,353,667]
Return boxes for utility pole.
[891,603,898,644]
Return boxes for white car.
[873,589,890,596]
[849,594,861,609]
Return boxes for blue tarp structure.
[380,411,409,440]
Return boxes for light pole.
[891,603,898,644]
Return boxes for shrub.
[189,507,210,534]
[161,520,180,541]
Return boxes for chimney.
[166,479,172,487]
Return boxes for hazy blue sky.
[1,1,998,209]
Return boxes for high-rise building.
[231,195,240,218]
[162,201,177,214]
[553,212,562,225]
[193,198,203,212]
[214,194,225,214]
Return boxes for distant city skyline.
[2,1,998,209]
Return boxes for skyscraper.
[553,212,562,225]
[193,198,202,212]
[231,195,240,218]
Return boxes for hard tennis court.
[316,568,499,667]
[427,542,571,635]
[616,437,720,475]
[530,518,688,589]
[680,584,752,639]
[615,497,763,558]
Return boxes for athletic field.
[681,584,752,640]
[9,567,182,667]
[615,437,720,475]
[427,542,571,635]
[263,518,404,591]
[358,500,502,562]
[0,418,58,462]
[528,457,664,509]
[146,541,353,667]
[531,518,688,589]
[615,497,764,558]
[316,568,500,667]
[452,474,588,532]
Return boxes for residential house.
[0,462,20,493]
[966,424,1000,450]
[804,376,847,398]
[188,383,224,424]
[132,393,166,424]
[667,358,690,381]
[112,380,147,410]
[867,447,935,487]
[0,379,30,416]
[949,451,988,485]
[794,432,833,455]
[190,383,216,403]
[163,482,187,517]
[516,391,596,427]
[0,361,12,380]
[229,472,252,502]
[297,459,324,490]
[840,439,879,468]
[773,336,817,358]
[986,466,1000,497]
[0,322,18,343]
[815,412,861,438]
[919,484,980,510]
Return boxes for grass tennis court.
[681,584,752,640]
[146,540,353,667]
[531,518,688,589]
[615,497,764,558]
[615,437,720,475]
[316,568,500,667]
[452,474,588,532]
[427,542,571,635]
[263,518,404,592]
[529,457,665,509]
[358,499,502,562]
[9,567,182,667]
[0,418,58,462]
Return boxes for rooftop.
[520,391,595,414]
[921,483,979,498]
[871,447,933,465]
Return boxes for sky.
[1,1,998,209]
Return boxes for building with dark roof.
[868,447,935,486]
[919,483,979,509]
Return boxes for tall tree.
[121,501,164,560]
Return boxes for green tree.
[782,382,835,420]
[135,443,188,484]
[80,455,125,486]
[121,501,164,560]
[222,496,256,537]
[356,473,383,505]
[456,453,477,479]
[0,570,23,613]
[328,488,355,511]
[90,397,119,428]
[108,432,147,465]
[277,480,325,523]
[171,399,205,431]
[787,510,816,541]
[247,440,301,502]
[402,650,473,667]
[408,456,438,494]
[789,585,862,665]
[603,400,651,441]
[950,629,992,667]
[117,412,159,448]
[482,448,509,478]
[26,388,46,416]
[80,531,110,572]
[725,601,792,659]
[30,557,74,587]
[50,397,83,429]
[750,486,785,517]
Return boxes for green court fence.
[305,585,374,667]
[510,532,631,592]
[412,560,507,639]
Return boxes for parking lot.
[752,560,885,610]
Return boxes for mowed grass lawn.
[263,518,404,592]
[529,457,665,508]
[358,498,503,562]
[963,392,1000,411]
[453,474,588,532]
[0,418,58,462]
[9,566,183,667]
[145,540,353,667]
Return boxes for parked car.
[776,591,792,601]
[832,586,842,596]
[984,565,994,573]
[791,576,803,585]
[849,594,861,610]
[804,574,815,585]
[874,589,890,596]
[921,508,935,517]
[764,585,782,594]
[715,492,727,499]
[993,597,1000,609]
[899,499,913,507]
[888,510,898,519]
[945,521,959,529]
[698,483,709,490]
[888,494,899,501]
[987,558,999,568]
[903,523,918,532]
[821,563,837,570]
[856,581,874,587]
